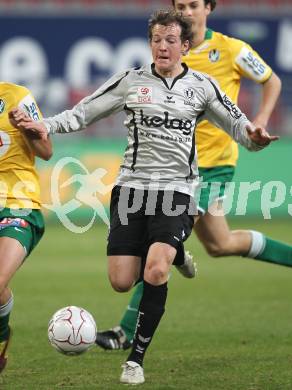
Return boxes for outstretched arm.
[10,70,129,138]
[252,73,282,128]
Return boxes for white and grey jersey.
[44,63,261,197]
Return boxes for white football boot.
[120,361,145,385]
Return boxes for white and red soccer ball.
[48,306,97,355]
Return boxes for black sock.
[126,280,168,366]
[173,244,184,266]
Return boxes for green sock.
[0,295,14,342]
[120,281,144,342]
[0,313,10,342]
[256,237,292,267]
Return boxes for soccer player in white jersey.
[11,10,278,385]
[94,0,289,355]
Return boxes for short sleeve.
[18,91,43,121]
[230,38,272,83]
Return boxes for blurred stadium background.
[2,2,292,389]
[1,0,291,223]
[0,0,292,218]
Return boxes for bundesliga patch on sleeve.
[19,94,41,121]
[137,87,153,104]
[235,46,269,81]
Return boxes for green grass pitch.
[2,218,292,389]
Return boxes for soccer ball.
[48,306,97,355]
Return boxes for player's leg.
[97,185,145,350]
[196,200,292,266]
[107,186,146,293]
[97,169,230,352]
[119,280,143,343]
[108,255,141,293]
[118,245,197,342]
[192,166,241,253]
[0,236,25,372]
[251,234,292,267]
[121,192,194,384]
[95,194,197,352]
[0,211,44,373]
[195,166,251,254]
[96,250,197,350]
[106,186,151,384]
[107,257,144,383]
[95,285,143,350]
[194,201,251,255]
[195,165,292,265]
[96,243,148,350]
[0,287,14,342]
[121,242,175,385]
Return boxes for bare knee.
[144,264,166,285]
[107,255,140,293]
[108,274,134,293]
[110,281,133,293]
[144,258,170,285]
[143,243,175,285]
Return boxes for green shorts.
[0,208,45,257]
[195,166,235,214]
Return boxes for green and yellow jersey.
[184,29,272,168]
[0,83,42,210]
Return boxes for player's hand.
[246,124,279,147]
[9,109,48,140]
[8,108,28,128]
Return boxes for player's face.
[150,23,189,77]
[173,0,211,35]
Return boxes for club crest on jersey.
[0,99,5,114]
[209,49,220,63]
[137,87,153,104]
[183,87,197,108]
[184,87,196,100]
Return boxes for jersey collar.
[205,28,213,40]
[151,63,188,90]
[189,28,213,53]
